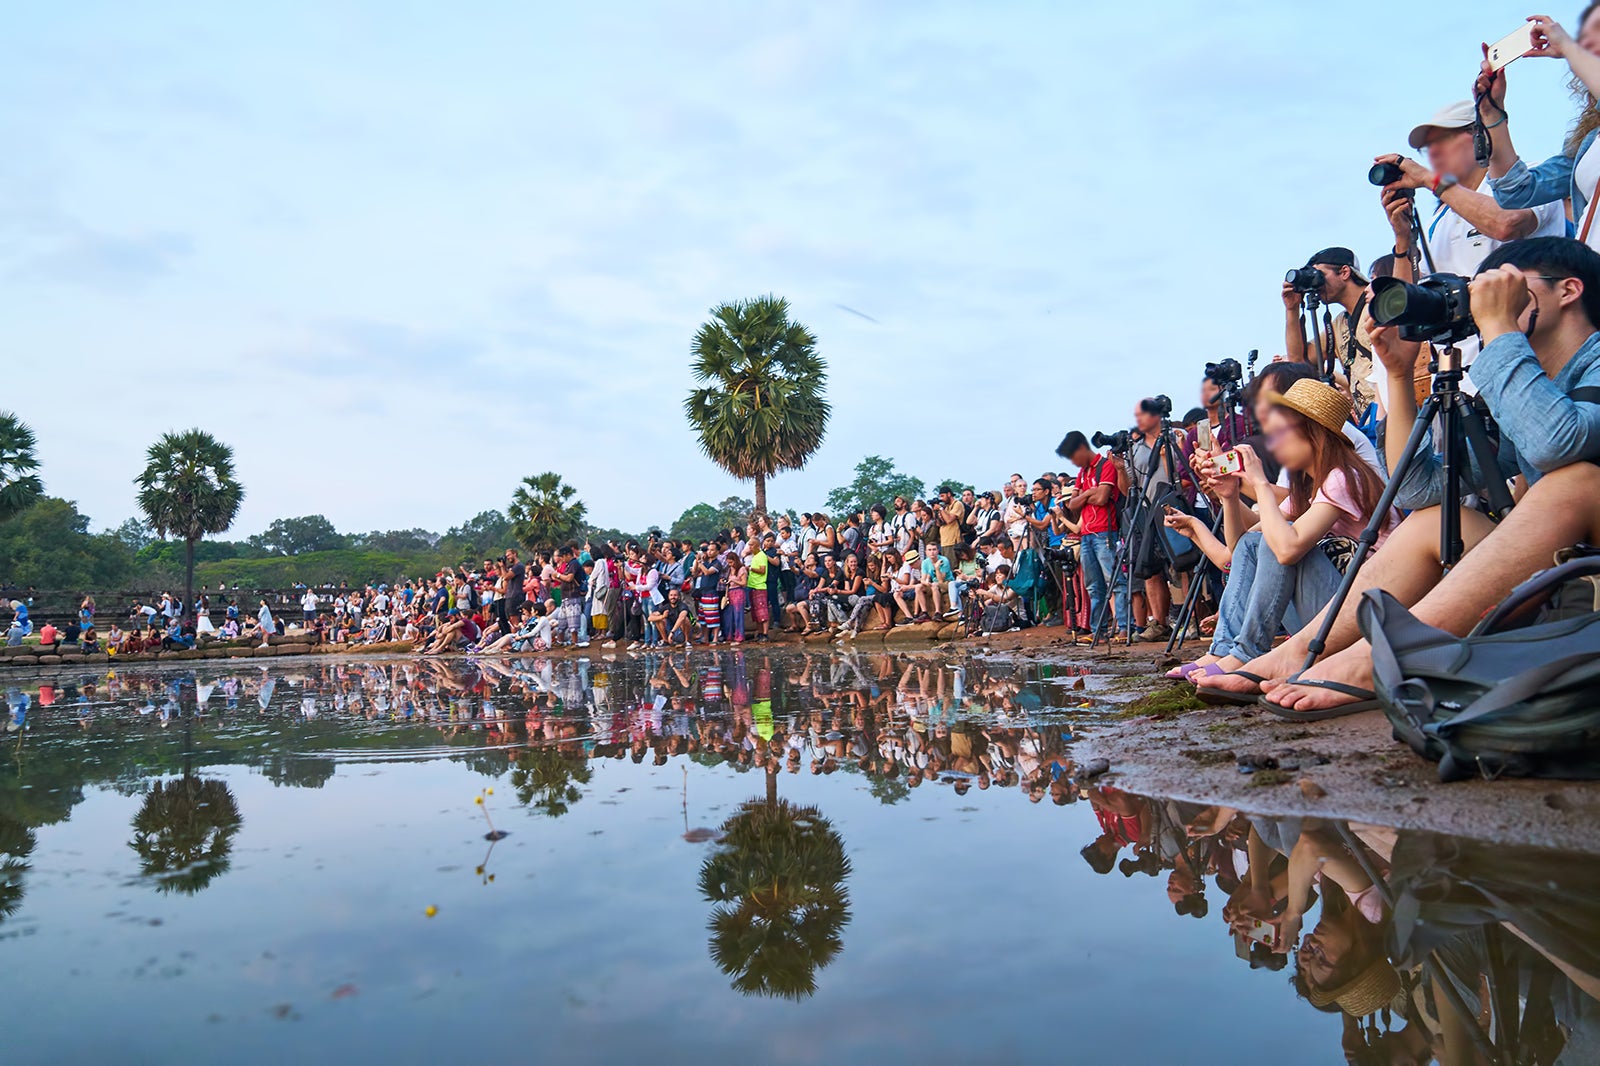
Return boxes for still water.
[2,650,1598,1064]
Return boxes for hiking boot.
[1140,623,1172,642]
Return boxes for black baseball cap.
[1305,247,1368,285]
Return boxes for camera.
[1368,161,1404,187]
[1092,429,1132,454]
[1372,272,1476,346]
[1204,358,1242,386]
[1285,266,1324,293]
[1140,394,1173,419]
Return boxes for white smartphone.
[1213,449,1245,476]
[1196,420,1214,453]
[1487,23,1538,72]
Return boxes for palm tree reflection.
[0,814,36,924]
[128,776,243,895]
[510,745,592,818]
[697,787,851,1001]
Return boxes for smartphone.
[1487,22,1538,71]
[1213,449,1245,476]
[1243,918,1276,946]
[1196,420,1214,453]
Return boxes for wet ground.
[2,649,1598,1063]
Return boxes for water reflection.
[3,653,1600,1059]
[1081,788,1600,1063]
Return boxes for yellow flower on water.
[474,796,484,805]
[486,788,494,796]
[424,905,438,918]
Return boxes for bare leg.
[1197,505,1490,696]
[1268,464,1600,712]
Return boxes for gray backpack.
[1360,553,1600,782]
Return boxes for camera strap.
[1578,191,1600,247]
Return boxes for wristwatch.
[1431,173,1459,196]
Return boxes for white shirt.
[301,591,319,612]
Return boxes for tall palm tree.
[698,795,851,1000]
[128,776,243,895]
[507,472,587,552]
[134,429,244,625]
[684,296,829,517]
[0,411,43,521]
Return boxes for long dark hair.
[1567,3,1600,157]
[1281,410,1384,523]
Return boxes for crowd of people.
[11,13,1600,733]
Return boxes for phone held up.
[1486,22,1538,72]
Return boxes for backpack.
[981,602,1015,633]
[1360,553,1600,782]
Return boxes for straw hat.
[1308,959,1403,1017]
[1262,379,1351,434]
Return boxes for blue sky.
[0,1,1578,538]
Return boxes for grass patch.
[1114,686,1207,720]
[1250,769,1292,788]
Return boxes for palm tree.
[0,411,43,521]
[128,776,243,895]
[684,295,829,517]
[507,472,587,552]
[134,429,244,625]
[510,745,593,818]
[697,795,851,1000]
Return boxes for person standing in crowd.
[1060,432,1129,640]
[748,531,774,642]
[692,541,724,645]
[1126,398,1186,642]
[934,485,965,573]
[1479,9,1600,252]
[1280,247,1374,419]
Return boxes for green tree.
[247,514,347,555]
[669,503,723,544]
[934,478,976,496]
[0,411,44,522]
[353,528,439,554]
[135,430,244,624]
[439,510,512,560]
[684,295,829,517]
[128,776,243,895]
[508,472,588,552]
[0,814,36,925]
[113,517,156,553]
[0,497,134,590]
[825,455,925,518]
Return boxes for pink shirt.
[1280,467,1399,548]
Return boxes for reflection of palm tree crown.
[0,814,37,923]
[698,797,851,1000]
[129,777,243,895]
[510,746,592,818]
[683,296,829,516]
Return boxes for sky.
[0,1,1580,539]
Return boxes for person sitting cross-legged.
[1194,237,1600,717]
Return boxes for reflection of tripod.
[1300,344,1514,669]
[1090,419,1185,648]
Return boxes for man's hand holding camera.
[1469,263,1533,344]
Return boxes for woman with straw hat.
[1166,379,1398,697]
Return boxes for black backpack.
[1360,553,1600,782]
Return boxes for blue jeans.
[1081,531,1129,635]
[1210,530,1341,662]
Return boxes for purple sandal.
[1165,660,1221,681]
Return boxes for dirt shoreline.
[6,623,1597,849]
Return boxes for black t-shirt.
[508,562,526,604]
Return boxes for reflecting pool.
[2,651,1597,1063]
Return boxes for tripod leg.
[1453,391,1515,520]
[1300,394,1441,669]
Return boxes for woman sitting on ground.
[1170,379,1397,687]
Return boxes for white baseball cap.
[1408,100,1476,150]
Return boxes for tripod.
[1299,343,1514,670]
[1089,418,1187,648]
[1297,290,1335,384]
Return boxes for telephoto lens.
[1368,161,1404,186]
[1371,273,1476,345]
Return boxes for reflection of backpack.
[1361,554,1600,782]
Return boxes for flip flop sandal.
[1195,670,1270,707]
[1258,676,1381,721]
[1164,660,1204,680]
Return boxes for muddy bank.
[1011,641,1600,853]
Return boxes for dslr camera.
[1372,272,1475,346]
[1092,429,1132,454]
[1204,358,1242,387]
[1285,266,1324,294]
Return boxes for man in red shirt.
[1060,431,1130,638]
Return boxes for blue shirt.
[1033,500,1063,549]
[1395,330,1600,509]
[1490,128,1597,236]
